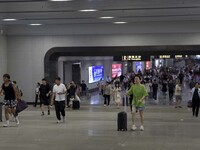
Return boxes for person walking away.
[80,80,87,96]
[127,76,148,131]
[191,82,200,117]
[152,80,158,102]
[0,74,19,127]
[34,82,40,107]
[175,80,182,108]
[168,80,175,105]
[113,83,121,108]
[145,79,152,100]
[179,71,184,85]
[51,77,67,123]
[69,81,77,102]
[104,82,112,107]
[38,79,51,116]
[162,80,168,97]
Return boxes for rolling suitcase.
[117,96,127,131]
[72,100,80,110]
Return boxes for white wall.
[6,33,200,102]
[0,36,7,79]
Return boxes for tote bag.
[16,100,28,113]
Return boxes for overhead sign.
[122,55,142,61]
[114,55,150,61]
[159,55,171,59]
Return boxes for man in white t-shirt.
[51,77,67,123]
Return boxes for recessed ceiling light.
[99,16,114,19]
[2,18,17,21]
[50,0,72,1]
[29,23,42,26]
[79,9,98,12]
[113,22,127,24]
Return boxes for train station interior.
[0,0,200,150]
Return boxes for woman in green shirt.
[127,76,148,131]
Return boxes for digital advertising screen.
[146,61,151,70]
[88,66,104,83]
[136,62,142,73]
[112,64,122,78]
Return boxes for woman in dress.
[113,83,121,108]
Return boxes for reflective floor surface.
[0,84,199,150]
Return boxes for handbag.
[16,99,28,113]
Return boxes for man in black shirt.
[39,79,51,116]
[168,80,175,105]
[152,79,158,101]
[81,80,87,96]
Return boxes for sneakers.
[131,124,137,131]
[140,125,144,131]
[104,104,106,107]
[56,120,61,124]
[3,120,10,127]
[15,117,20,126]
[131,125,145,131]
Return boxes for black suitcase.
[118,96,128,131]
[117,111,127,131]
[72,100,80,110]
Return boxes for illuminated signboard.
[159,55,171,59]
[175,55,188,58]
[122,55,142,61]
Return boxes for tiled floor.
[0,84,199,150]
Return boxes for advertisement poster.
[112,64,122,78]
[146,61,151,70]
[89,66,104,83]
[136,62,142,73]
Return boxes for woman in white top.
[175,80,182,108]
[113,83,121,108]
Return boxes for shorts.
[40,99,50,105]
[4,100,17,108]
[132,105,145,112]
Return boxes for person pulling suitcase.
[127,76,148,131]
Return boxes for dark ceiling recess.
[44,45,200,82]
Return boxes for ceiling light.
[99,16,114,19]
[2,18,17,21]
[29,24,42,26]
[79,9,98,12]
[50,0,72,1]
[113,22,127,24]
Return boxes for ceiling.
[1,0,200,35]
